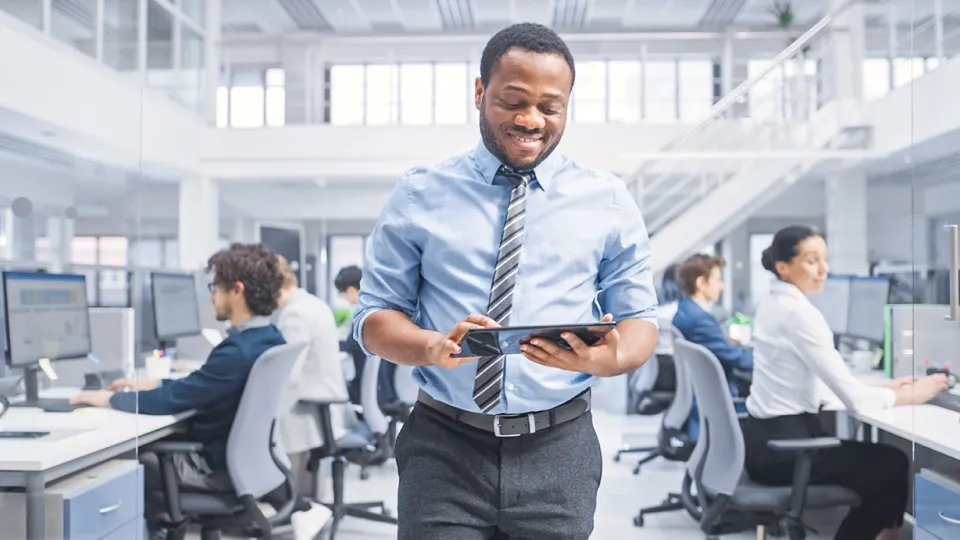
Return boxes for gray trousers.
[395,403,602,540]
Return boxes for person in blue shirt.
[354,23,659,540]
[672,253,753,440]
[71,243,287,535]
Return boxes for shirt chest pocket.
[522,207,607,276]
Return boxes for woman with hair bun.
[743,226,947,540]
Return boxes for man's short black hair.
[334,265,362,293]
[206,243,284,317]
[479,22,575,88]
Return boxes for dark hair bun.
[761,247,775,272]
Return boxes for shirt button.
[506,383,516,391]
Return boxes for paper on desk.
[38,358,57,381]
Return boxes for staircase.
[630,0,867,274]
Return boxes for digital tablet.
[452,323,616,358]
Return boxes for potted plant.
[770,0,794,28]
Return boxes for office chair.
[146,342,308,540]
[379,364,416,449]
[676,338,861,540]
[633,329,699,526]
[614,354,674,462]
[304,355,398,540]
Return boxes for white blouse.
[745,280,895,418]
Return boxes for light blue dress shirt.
[354,142,658,414]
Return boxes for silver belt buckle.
[494,413,536,438]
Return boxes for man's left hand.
[69,390,114,408]
[520,314,623,378]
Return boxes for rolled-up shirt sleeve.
[597,180,658,327]
[352,177,423,356]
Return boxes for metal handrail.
[626,0,861,186]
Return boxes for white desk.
[0,388,192,540]
[855,405,960,461]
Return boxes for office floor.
[187,411,911,540]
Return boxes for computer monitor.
[846,276,891,344]
[807,275,852,336]
[2,271,92,405]
[150,272,202,345]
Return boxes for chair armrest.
[144,441,205,454]
[767,437,841,522]
[767,437,841,453]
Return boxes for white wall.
[0,11,203,175]
[202,122,690,180]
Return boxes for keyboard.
[34,398,91,413]
[930,391,960,414]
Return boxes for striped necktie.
[473,166,533,413]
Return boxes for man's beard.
[479,99,560,172]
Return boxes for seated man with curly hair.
[71,243,287,534]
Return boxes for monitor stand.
[8,366,43,408]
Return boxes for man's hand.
[108,378,160,392]
[520,314,623,377]
[728,337,742,346]
[69,390,115,408]
[427,314,500,369]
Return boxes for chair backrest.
[662,338,694,430]
[393,365,418,405]
[674,337,745,498]
[632,352,660,393]
[226,341,308,499]
[361,355,389,435]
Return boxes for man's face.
[476,48,572,171]
[210,282,242,321]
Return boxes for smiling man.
[355,23,659,539]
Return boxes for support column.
[823,0,866,104]
[46,216,74,273]
[178,177,219,270]
[826,174,869,275]
[11,215,36,262]
[934,0,945,60]
[202,0,222,124]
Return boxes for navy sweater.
[110,324,286,470]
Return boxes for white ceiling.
[220,0,957,36]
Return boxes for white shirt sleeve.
[785,307,896,414]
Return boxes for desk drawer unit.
[915,470,960,540]
[0,459,143,540]
[61,460,142,540]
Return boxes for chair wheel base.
[633,514,644,527]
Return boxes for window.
[893,57,926,88]
[750,233,775,310]
[608,61,642,123]
[470,62,481,125]
[400,64,434,125]
[229,79,265,128]
[328,235,365,301]
[572,61,607,123]
[71,237,98,265]
[365,65,399,125]
[164,239,179,269]
[98,236,129,266]
[747,60,778,120]
[219,67,286,128]
[862,59,891,101]
[34,237,51,263]
[265,68,286,127]
[678,61,714,121]
[434,63,469,124]
[131,238,164,267]
[644,61,678,123]
[330,65,365,125]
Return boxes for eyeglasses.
[207,282,216,293]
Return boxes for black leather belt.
[417,390,591,438]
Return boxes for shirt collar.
[470,141,562,191]
[770,279,808,301]
[227,315,271,336]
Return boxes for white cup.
[146,356,173,380]
[851,350,875,372]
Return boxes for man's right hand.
[427,314,500,369]
[107,378,160,392]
